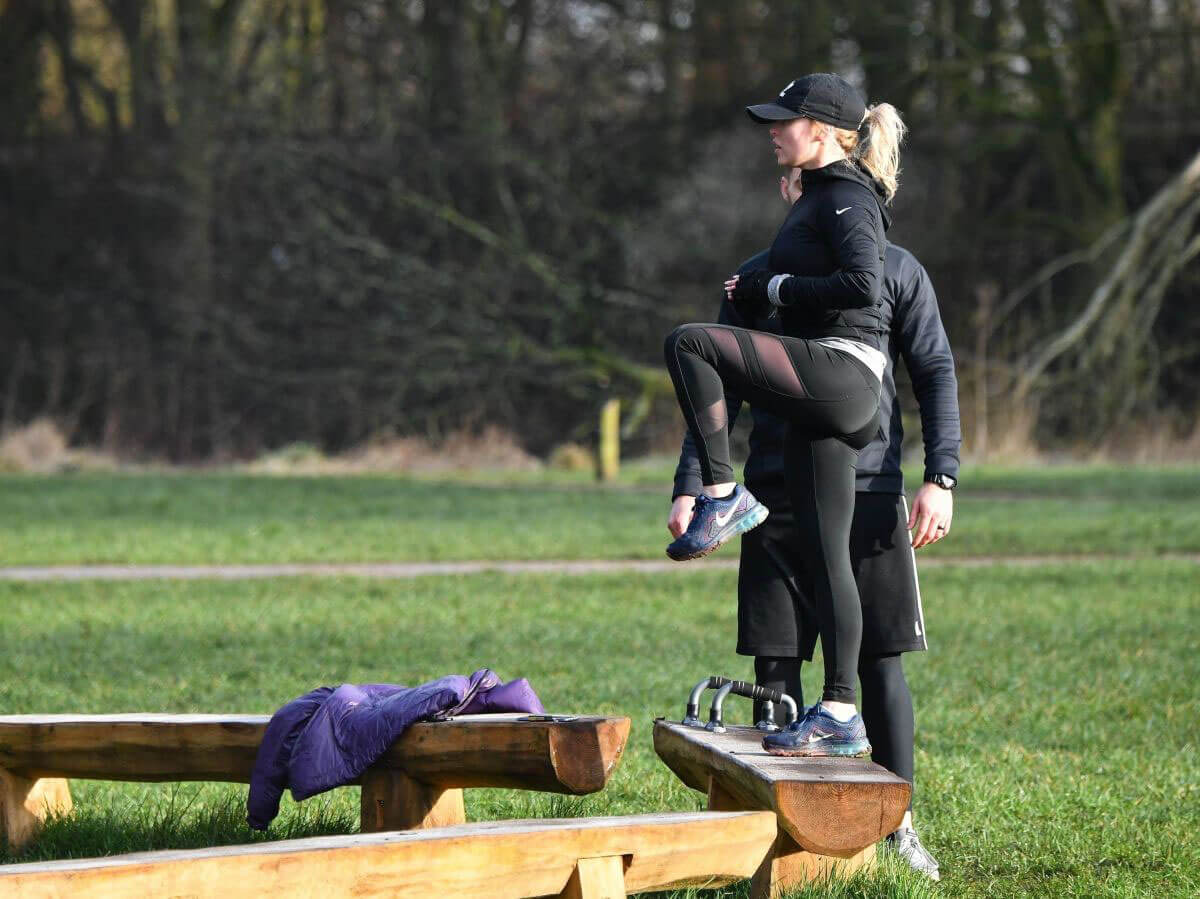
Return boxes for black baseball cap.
[746,73,866,131]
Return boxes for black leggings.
[755,653,915,806]
[664,323,881,703]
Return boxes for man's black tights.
[754,654,915,806]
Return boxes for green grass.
[1,465,1198,565]
[2,561,1198,896]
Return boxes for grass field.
[2,467,1199,897]
[2,463,1199,565]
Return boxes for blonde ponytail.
[854,103,906,203]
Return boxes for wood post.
[706,775,742,812]
[559,855,627,898]
[750,833,875,899]
[0,769,72,852]
[358,767,464,833]
[597,398,620,482]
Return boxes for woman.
[669,165,957,878]
[663,73,906,757]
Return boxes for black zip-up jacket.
[673,243,961,500]
[766,159,892,347]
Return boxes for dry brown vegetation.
[0,420,117,474]
[245,427,541,476]
[3,414,1197,477]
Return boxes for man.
[669,168,960,879]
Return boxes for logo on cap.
[779,80,796,98]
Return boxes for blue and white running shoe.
[761,704,872,757]
[666,485,769,561]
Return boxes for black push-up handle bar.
[681,676,799,733]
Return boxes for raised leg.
[559,855,627,899]
[0,768,73,852]
[358,767,464,832]
[750,832,876,899]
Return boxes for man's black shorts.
[736,491,927,659]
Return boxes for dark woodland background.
[2,0,1198,461]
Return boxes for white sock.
[820,701,857,722]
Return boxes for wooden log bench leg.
[750,833,875,899]
[0,769,72,852]
[359,766,465,832]
[706,774,876,899]
[559,855,628,899]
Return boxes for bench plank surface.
[0,713,629,793]
[0,811,776,898]
[654,720,909,857]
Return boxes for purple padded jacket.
[247,668,544,829]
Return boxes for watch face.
[936,474,957,490]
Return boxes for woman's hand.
[668,495,697,538]
[908,482,953,549]
[725,271,776,308]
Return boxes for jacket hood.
[801,159,892,230]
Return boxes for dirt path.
[2,554,1197,581]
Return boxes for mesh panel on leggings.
[696,398,728,435]
[749,331,808,398]
[706,327,745,371]
[696,327,745,437]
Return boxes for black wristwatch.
[925,472,957,491]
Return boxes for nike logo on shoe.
[712,501,739,528]
[835,206,852,215]
[805,730,835,743]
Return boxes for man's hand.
[908,482,953,549]
[668,495,697,538]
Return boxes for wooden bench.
[0,810,776,898]
[654,719,910,898]
[0,713,629,851]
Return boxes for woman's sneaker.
[761,704,872,757]
[666,485,769,561]
[887,826,941,881]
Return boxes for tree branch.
[1014,148,1200,398]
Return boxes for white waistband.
[815,337,886,382]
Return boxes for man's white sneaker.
[886,826,940,881]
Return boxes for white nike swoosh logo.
[835,206,852,215]
[712,501,740,528]
[805,731,835,743]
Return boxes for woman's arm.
[780,184,885,308]
[729,182,885,311]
